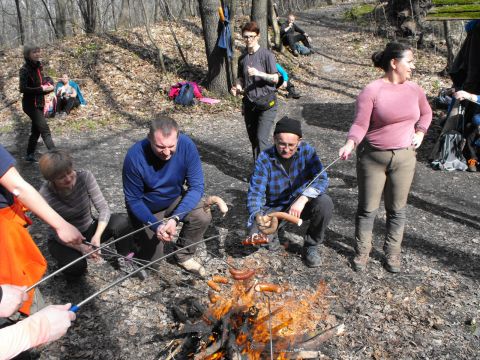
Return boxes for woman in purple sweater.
[339,42,432,273]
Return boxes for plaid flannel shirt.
[247,142,329,226]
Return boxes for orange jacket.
[0,198,47,315]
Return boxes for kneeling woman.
[39,150,140,279]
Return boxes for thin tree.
[139,0,166,72]
[14,0,25,44]
[118,0,130,28]
[251,0,268,48]
[77,0,97,33]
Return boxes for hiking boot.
[302,246,322,268]
[178,258,206,277]
[25,153,37,163]
[353,252,369,272]
[467,159,478,172]
[118,257,147,280]
[384,253,401,273]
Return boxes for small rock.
[432,339,442,346]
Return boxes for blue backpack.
[174,83,195,106]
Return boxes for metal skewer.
[70,234,221,312]
[26,202,220,292]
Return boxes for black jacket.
[19,59,45,108]
[280,22,305,39]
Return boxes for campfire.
[173,248,345,360]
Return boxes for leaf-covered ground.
[0,3,478,360]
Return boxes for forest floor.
[0,2,479,360]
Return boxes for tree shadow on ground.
[302,102,356,132]
[102,33,207,83]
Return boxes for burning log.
[207,280,222,292]
[254,283,283,293]
[212,275,229,284]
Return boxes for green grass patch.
[344,4,375,21]
[433,0,480,5]
[428,2,480,19]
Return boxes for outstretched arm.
[0,167,83,245]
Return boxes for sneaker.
[25,154,37,163]
[467,159,478,172]
[178,258,206,277]
[384,253,401,273]
[302,246,322,268]
[353,252,369,272]
[118,257,147,280]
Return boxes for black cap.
[274,116,302,137]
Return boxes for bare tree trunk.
[227,0,237,85]
[139,0,166,72]
[251,0,268,48]
[154,0,162,22]
[111,0,117,30]
[56,0,68,37]
[443,20,454,73]
[77,0,97,33]
[14,0,25,44]
[40,0,60,38]
[118,0,130,28]
[198,0,231,95]
[268,0,281,50]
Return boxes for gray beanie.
[23,44,40,60]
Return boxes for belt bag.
[247,92,276,111]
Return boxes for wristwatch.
[172,215,180,225]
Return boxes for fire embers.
[193,269,336,359]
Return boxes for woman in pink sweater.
[339,42,432,273]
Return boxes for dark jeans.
[57,96,80,114]
[282,33,311,50]
[130,197,212,263]
[243,101,278,160]
[23,103,55,155]
[249,194,334,247]
[48,214,135,277]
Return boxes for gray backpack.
[431,130,467,171]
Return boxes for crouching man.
[247,116,333,267]
[122,116,211,276]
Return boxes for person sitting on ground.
[55,74,86,116]
[0,283,75,360]
[280,13,312,57]
[454,90,480,172]
[38,149,145,280]
[43,77,57,118]
[247,116,334,268]
[0,145,83,317]
[276,63,300,99]
[122,116,212,277]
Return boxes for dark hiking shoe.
[25,154,37,163]
[385,254,401,273]
[467,159,478,172]
[353,253,369,272]
[303,246,322,268]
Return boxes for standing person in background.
[231,21,279,160]
[280,14,312,57]
[338,42,432,273]
[19,44,56,162]
[0,145,84,316]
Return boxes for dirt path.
[1,4,478,359]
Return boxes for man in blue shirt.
[247,116,333,267]
[122,117,211,276]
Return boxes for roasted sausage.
[230,269,256,281]
[204,196,228,216]
[254,283,283,293]
[212,275,229,284]
[208,291,221,303]
[207,280,221,292]
[267,212,302,226]
[242,233,269,246]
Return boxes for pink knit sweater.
[347,79,432,150]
